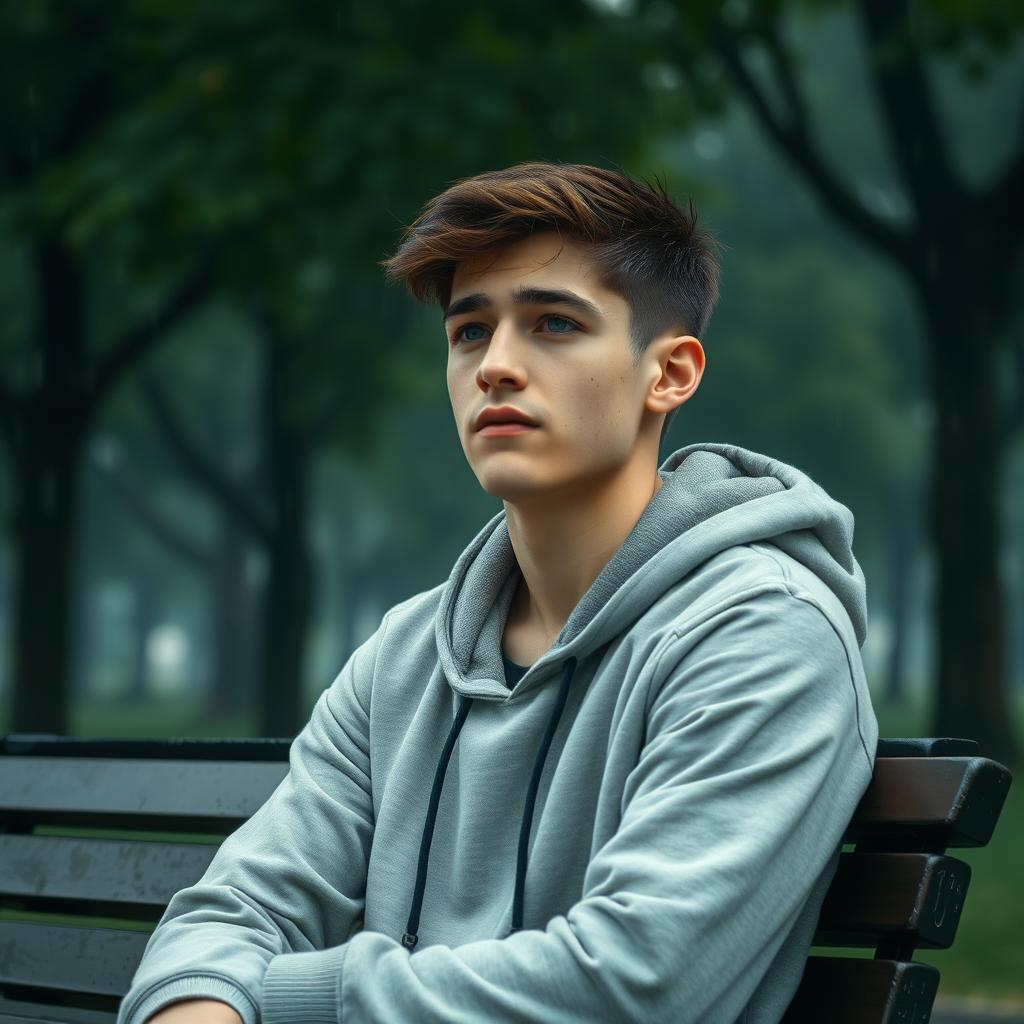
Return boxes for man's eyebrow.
[442,285,606,324]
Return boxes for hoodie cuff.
[261,943,349,1024]
[121,976,257,1024]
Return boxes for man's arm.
[256,585,878,1023]
[144,999,242,1024]
[116,615,389,1024]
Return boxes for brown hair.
[379,160,722,444]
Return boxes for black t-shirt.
[501,648,531,690]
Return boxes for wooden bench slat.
[0,835,216,913]
[782,956,939,1024]
[813,852,970,949]
[842,757,1011,848]
[0,922,147,998]
[0,1014,85,1024]
[0,995,117,1023]
[875,738,979,758]
[0,1013,112,1024]
[0,758,289,830]
[1,736,292,762]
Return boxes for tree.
[617,0,1023,763]
[0,0,677,733]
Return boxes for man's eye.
[451,315,581,344]
[452,323,488,344]
[540,315,579,334]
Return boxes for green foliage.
[1,0,711,463]
[2,1,685,310]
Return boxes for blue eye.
[542,315,578,333]
[455,323,488,344]
[451,314,581,344]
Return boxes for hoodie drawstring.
[401,656,578,952]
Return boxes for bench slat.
[2,735,292,762]
[813,852,970,949]
[782,956,939,1023]
[0,995,117,1023]
[875,738,979,757]
[842,757,1011,848]
[0,1013,113,1023]
[0,758,289,830]
[0,835,217,914]
[0,922,147,998]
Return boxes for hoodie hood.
[436,442,866,702]
[400,441,867,953]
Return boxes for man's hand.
[144,998,243,1024]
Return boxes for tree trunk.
[923,294,1019,765]
[8,242,88,735]
[208,521,264,720]
[258,335,313,738]
[127,574,160,702]
[9,448,81,733]
[1014,530,1024,696]
[261,469,311,738]
[882,476,918,705]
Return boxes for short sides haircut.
[380,160,722,443]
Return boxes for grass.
[2,690,1022,1002]
[72,697,264,738]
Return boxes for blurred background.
[0,0,1021,1011]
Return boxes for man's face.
[444,231,676,506]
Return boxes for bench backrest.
[783,737,1012,1024]
[0,736,292,1024]
[0,734,1013,1024]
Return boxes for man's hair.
[379,160,722,445]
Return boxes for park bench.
[0,732,1012,1024]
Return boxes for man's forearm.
[143,998,243,1024]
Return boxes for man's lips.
[478,422,537,435]
[474,406,539,430]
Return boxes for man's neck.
[504,462,663,643]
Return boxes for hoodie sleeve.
[115,614,386,1024]
[257,584,878,1024]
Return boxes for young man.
[120,162,878,1024]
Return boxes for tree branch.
[89,450,213,570]
[998,345,1024,449]
[141,372,274,546]
[88,261,215,420]
[710,20,917,271]
[762,18,808,135]
[985,85,1024,267]
[0,377,22,455]
[856,0,960,217]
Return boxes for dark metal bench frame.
[0,733,1013,1024]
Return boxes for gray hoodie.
[117,442,879,1024]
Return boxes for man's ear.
[645,335,704,417]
